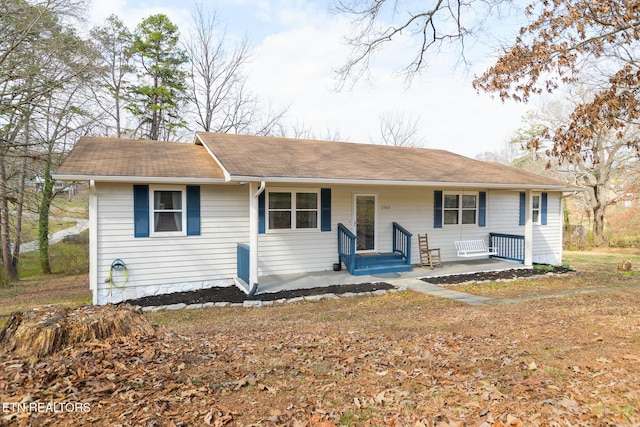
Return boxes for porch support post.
[524,190,533,266]
[249,181,264,292]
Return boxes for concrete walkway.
[393,277,493,306]
[255,258,526,306]
[20,217,89,253]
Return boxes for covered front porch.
[254,257,526,295]
[237,182,544,296]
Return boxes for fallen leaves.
[2,290,640,426]
[203,406,237,426]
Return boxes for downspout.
[89,180,98,304]
[248,181,265,297]
[254,180,266,198]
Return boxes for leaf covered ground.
[2,252,640,426]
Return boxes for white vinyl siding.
[487,190,562,264]
[258,186,564,275]
[92,183,564,304]
[258,185,432,275]
[95,183,248,302]
[531,193,563,265]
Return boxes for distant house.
[54,133,577,305]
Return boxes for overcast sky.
[88,0,532,157]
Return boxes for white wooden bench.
[455,240,498,257]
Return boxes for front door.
[354,194,376,252]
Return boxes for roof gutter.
[225,175,581,192]
[52,174,228,185]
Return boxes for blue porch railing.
[237,243,250,284]
[490,233,525,263]
[337,223,356,274]
[392,222,412,265]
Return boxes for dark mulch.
[125,282,395,307]
[423,264,574,285]
[124,265,573,308]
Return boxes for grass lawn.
[445,249,640,300]
[0,235,90,315]
[1,248,640,426]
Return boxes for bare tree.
[90,15,135,138]
[474,141,523,165]
[333,0,515,86]
[0,0,88,118]
[0,0,94,281]
[33,82,95,274]
[263,120,344,141]
[184,5,289,137]
[375,110,425,147]
[185,5,250,132]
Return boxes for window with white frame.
[443,192,478,225]
[532,194,541,224]
[268,190,319,230]
[151,187,186,234]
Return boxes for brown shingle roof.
[196,132,571,189]
[55,133,574,190]
[55,137,225,180]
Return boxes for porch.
[254,257,526,295]
[336,221,525,276]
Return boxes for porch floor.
[256,258,528,295]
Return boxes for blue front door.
[354,194,376,252]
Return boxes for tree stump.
[0,304,155,359]
[617,260,632,271]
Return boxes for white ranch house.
[54,133,577,305]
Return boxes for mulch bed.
[125,282,395,307]
[423,264,574,285]
[123,265,573,307]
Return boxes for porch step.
[355,252,404,267]
[352,252,413,276]
[352,263,413,276]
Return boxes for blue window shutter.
[434,190,443,228]
[541,192,548,225]
[133,185,149,237]
[519,192,526,226]
[186,186,201,236]
[478,191,486,227]
[258,191,265,234]
[321,188,331,231]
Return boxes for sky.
[87,0,533,158]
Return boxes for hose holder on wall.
[109,258,129,295]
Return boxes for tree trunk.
[590,183,609,247]
[39,157,54,274]
[11,152,28,276]
[592,203,607,247]
[0,156,17,282]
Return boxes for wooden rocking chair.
[418,234,442,268]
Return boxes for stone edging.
[138,288,405,312]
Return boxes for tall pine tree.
[128,14,188,141]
